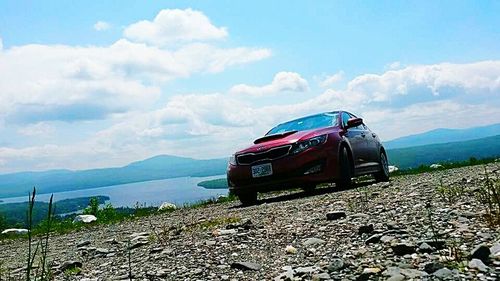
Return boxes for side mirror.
[346,117,363,128]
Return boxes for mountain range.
[383,122,500,149]
[0,155,227,198]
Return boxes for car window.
[341,112,350,128]
[267,112,339,135]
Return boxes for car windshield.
[266,112,339,135]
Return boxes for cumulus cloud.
[229,71,309,96]
[319,71,344,88]
[0,39,270,124]
[124,9,228,46]
[93,21,111,31]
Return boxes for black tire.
[374,151,390,182]
[237,191,257,206]
[302,184,316,193]
[337,146,352,189]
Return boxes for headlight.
[290,135,327,155]
[229,154,237,166]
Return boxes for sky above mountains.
[0,0,499,173]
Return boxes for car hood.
[236,128,336,154]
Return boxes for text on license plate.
[251,163,273,178]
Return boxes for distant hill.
[0,155,227,198]
[387,135,500,169]
[384,123,500,149]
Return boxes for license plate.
[251,163,273,178]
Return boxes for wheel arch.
[338,139,355,173]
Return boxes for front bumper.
[227,145,339,193]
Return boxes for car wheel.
[374,152,390,182]
[237,191,257,206]
[302,184,316,193]
[337,146,352,189]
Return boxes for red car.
[227,111,389,205]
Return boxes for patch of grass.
[63,266,81,276]
[435,178,466,204]
[391,157,498,177]
[474,168,500,226]
[195,217,241,230]
[184,194,237,209]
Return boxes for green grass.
[197,178,228,189]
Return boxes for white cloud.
[0,40,270,124]
[93,21,111,31]
[17,122,55,136]
[319,71,344,88]
[387,61,401,70]
[229,71,309,96]
[0,36,3,50]
[124,9,228,46]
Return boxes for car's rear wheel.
[236,191,257,206]
[337,146,352,189]
[374,151,390,182]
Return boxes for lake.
[0,175,228,207]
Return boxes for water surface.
[0,175,228,207]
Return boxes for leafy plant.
[475,168,500,226]
[26,187,54,281]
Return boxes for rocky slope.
[1,164,500,280]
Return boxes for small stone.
[285,245,297,254]
[387,274,404,281]
[468,258,489,272]
[193,268,203,275]
[312,272,331,280]
[77,240,91,247]
[128,240,148,249]
[380,235,395,243]
[230,261,261,271]
[303,237,326,246]
[418,242,435,253]
[424,262,444,273]
[73,215,97,223]
[328,258,344,271]
[60,260,82,271]
[432,267,453,278]
[471,244,491,262]
[213,229,237,236]
[365,234,382,244]
[392,243,416,256]
[295,266,320,274]
[362,267,381,274]
[489,243,500,256]
[326,211,346,220]
[206,240,216,246]
[358,224,374,235]
[157,202,176,212]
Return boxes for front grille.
[236,145,291,165]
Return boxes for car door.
[342,112,368,168]
[364,124,380,164]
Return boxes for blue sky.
[0,1,499,172]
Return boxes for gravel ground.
[1,163,500,280]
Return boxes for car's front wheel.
[236,191,257,206]
[374,152,390,182]
[336,146,352,189]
